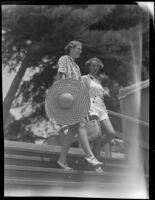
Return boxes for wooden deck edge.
[4,140,125,159]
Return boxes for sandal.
[57,160,72,170]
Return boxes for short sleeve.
[57,56,68,75]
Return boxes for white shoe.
[95,166,104,173]
[57,160,72,170]
[85,156,103,166]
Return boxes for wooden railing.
[55,108,149,160]
[107,109,149,127]
[105,109,149,158]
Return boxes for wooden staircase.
[4,140,149,198]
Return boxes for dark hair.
[64,40,82,55]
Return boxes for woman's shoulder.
[58,55,70,62]
[58,55,71,68]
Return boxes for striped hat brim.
[45,78,90,126]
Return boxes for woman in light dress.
[56,41,103,170]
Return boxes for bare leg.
[59,122,101,166]
[88,115,102,158]
[92,137,102,159]
[58,125,77,164]
[77,124,94,157]
[100,118,116,146]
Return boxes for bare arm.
[81,75,90,90]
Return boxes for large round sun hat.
[45,78,90,126]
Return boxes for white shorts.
[89,99,109,121]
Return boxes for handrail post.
[104,143,111,158]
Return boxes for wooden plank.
[4,176,117,187]
[4,154,144,173]
[4,140,84,156]
[6,177,148,198]
[5,164,149,182]
[5,181,149,199]
[3,153,126,168]
[4,153,126,173]
[4,140,126,160]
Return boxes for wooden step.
[4,140,148,175]
[4,140,126,165]
[4,140,84,156]
[4,176,149,198]
[4,176,119,188]
[5,164,149,184]
[4,153,144,173]
[4,140,149,198]
[4,177,136,189]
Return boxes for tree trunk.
[3,57,29,126]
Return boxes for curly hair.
[64,40,82,54]
[85,57,104,69]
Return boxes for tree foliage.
[2,4,150,142]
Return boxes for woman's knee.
[101,127,116,139]
[101,119,116,138]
